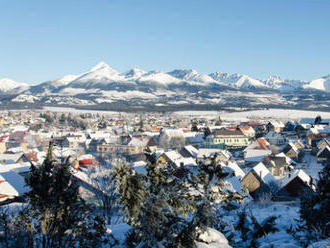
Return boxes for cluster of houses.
[0,110,329,205]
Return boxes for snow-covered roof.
[281,169,311,188]
[251,162,275,184]
[0,171,29,197]
[245,149,271,162]
[0,153,23,164]
[175,157,197,167]
[224,176,243,193]
[309,125,330,135]
[277,152,294,164]
[222,161,245,179]
[288,142,299,153]
[161,128,185,137]
[317,145,330,157]
[164,150,183,161]
[132,161,147,175]
[0,162,31,174]
[127,137,144,147]
[317,138,330,147]
[269,120,285,128]
[299,118,315,125]
[183,145,199,158]
[265,131,284,139]
[197,148,223,159]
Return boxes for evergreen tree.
[115,152,238,247]
[233,209,278,248]
[113,163,147,225]
[24,142,109,247]
[299,164,330,240]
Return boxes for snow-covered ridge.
[0,78,28,92]
[303,75,330,92]
[3,61,330,95]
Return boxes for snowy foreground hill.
[1,62,330,111]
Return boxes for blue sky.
[0,0,329,84]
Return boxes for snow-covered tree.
[23,142,110,247]
[89,166,119,225]
[299,164,330,240]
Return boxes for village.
[0,109,329,247]
[0,110,329,203]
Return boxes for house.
[7,131,36,149]
[238,126,256,138]
[306,125,330,147]
[265,131,286,145]
[78,154,98,168]
[284,121,298,131]
[317,138,330,152]
[184,132,204,147]
[141,137,157,152]
[157,150,196,168]
[66,134,86,148]
[0,153,30,165]
[278,170,314,198]
[245,122,267,138]
[293,140,305,150]
[317,146,330,164]
[267,121,285,133]
[241,162,275,197]
[295,123,311,136]
[0,170,29,203]
[282,142,302,162]
[159,129,186,149]
[179,145,199,158]
[205,129,249,149]
[196,149,231,164]
[244,138,272,165]
[221,161,245,179]
[53,137,70,148]
[262,153,291,177]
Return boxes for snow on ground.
[42,106,120,116]
[174,109,330,121]
[101,90,158,99]
[222,202,302,247]
[249,203,301,247]
[296,152,323,181]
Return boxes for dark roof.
[214,130,245,137]
[264,155,288,167]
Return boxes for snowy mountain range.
[0,62,329,110]
[2,61,328,93]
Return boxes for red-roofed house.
[239,126,256,138]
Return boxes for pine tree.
[25,142,108,247]
[299,164,330,239]
[113,163,147,225]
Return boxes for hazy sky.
[1,0,329,84]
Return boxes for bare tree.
[89,166,119,225]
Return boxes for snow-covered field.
[174,108,330,121]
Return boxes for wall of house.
[206,136,249,148]
[241,173,261,194]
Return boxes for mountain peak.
[0,78,28,92]
[123,68,146,78]
[90,61,113,72]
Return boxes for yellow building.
[206,130,249,149]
